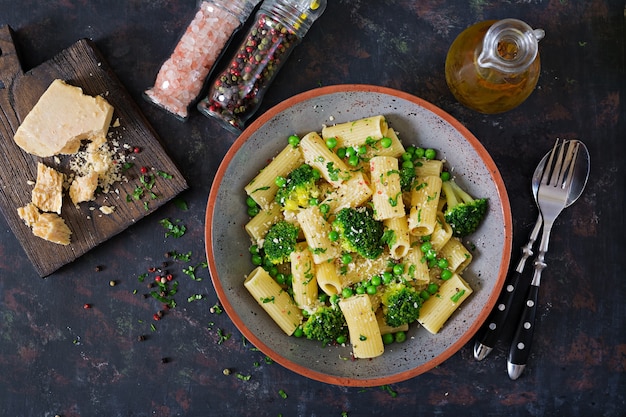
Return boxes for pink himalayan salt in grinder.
[144,0,261,120]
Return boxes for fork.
[507,139,580,380]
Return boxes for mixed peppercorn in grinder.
[198,0,327,132]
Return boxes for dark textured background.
[0,1,624,416]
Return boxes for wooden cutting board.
[0,25,188,277]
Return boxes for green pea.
[341,253,353,264]
[357,145,367,155]
[326,137,338,149]
[437,258,449,269]
[394,331,407,343]
[247,206,259,217]
[342,287,353,298]
[425,148,436,160]
[356,285,366,295]
[420,241,432,253]
[336,335,348,344]
[348,154,360,166]
[427,283,439,294]
[275,176,287,187]
[440,171,451,182]
[330,294,340,305]
[382,271,393,284]
[402,160,414,169]
[249,244,259,255]
[440,269,453,280]
[380,137,393,148]
[246,196,257,208]
[275,273,286,285]
[414,147,425,158]
[370,275,382,286]
[251,254,263,266]
[319,203,330,214]
[293,326,304,337]
[401,152,412,161]
[420,290,430,300]
[312,168,321,180]
[336,147,347,159]
[288,135,300,147]
[345,147,356,158]
[328,230,339,241]
[392,264,404,276]
[406,145,417,155]
[366,285,377,295]
[382,333,394,345]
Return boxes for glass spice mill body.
[198,0,327,132]
[445,18,545,114]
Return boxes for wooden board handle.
[0,25,23,89]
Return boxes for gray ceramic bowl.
[205,85,512,386]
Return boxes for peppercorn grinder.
[445,18,545,114]
[197,0,327,132]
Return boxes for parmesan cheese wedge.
[13,79,114,157]
[31,162,64,214]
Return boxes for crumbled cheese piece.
[99,205,115,215]
[31,163,64,214]
[31,213,72,245]
[13,79,114,157]
[69,171,99,205]
[17,203,41,227]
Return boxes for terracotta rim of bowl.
[205,84,512,387]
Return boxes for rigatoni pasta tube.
[244,266,303,335]
[244,144,304,210]
[414,159,443,178]
[438,237,473,274]
[322,115,388,146]
[299,132,351,187]
[339,294,384,358]
[408,175,442,236]
[400,242,430,286]
[296,206,341,264]
[369,156,405,220]
[429,212,453,251]
[383,216,410,259]
[245,202,283,244]
[321,171,373,214]
[290,242,318,310]
[315,260,342,296]
[417,273,473,334]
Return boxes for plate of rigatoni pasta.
[205,84,512,386]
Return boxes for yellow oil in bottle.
[445,20,542,114]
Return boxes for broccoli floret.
[262,221,299,265]
[302,304,348,345]
[381,282,422,328]
[275,164,321,211]
[332,207,385,259]
[442,179,488,237]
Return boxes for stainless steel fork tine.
[549,139,567,186]
[562,142,580,191]
[542,139,561,186]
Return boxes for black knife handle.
[474,269,530,357]
[507,284,540,379]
